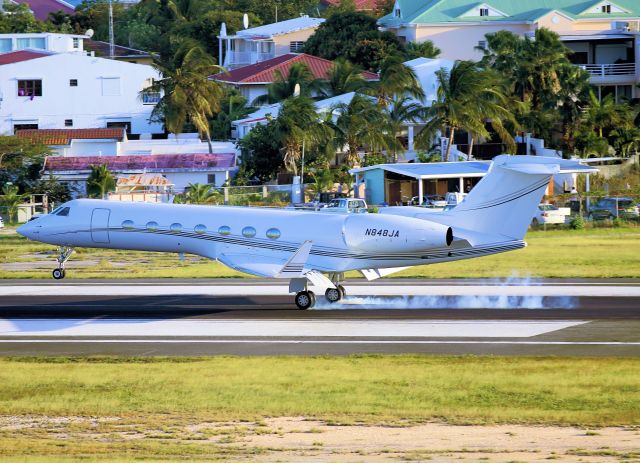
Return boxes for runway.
[1,279,639,356]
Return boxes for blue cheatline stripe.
[50,227,525,263]
[456,177,550,212]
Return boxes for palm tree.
[404,41,441,60]
[582,91,624,138]
[184,183,220,204]
[368,55,424,107]
[0,184,26,223]
[385,96,425,161]
[319,58,369,98]
[147,42,224,153]
[329,94,391,167]
[273,96,329,175]
[417,61,516,161]
[86,164,116,199]
[252,62,324,105]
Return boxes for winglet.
[277,240,313,278]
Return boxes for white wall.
[0,53,163,135]
[0,33,85,54]
[165,172,229,191]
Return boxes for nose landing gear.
[52,246,74,280]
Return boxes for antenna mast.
[108,0,115,58]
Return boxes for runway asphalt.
[0,278,638,356]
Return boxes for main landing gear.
[52,246,74,280]
[295,290,316,310]
[290,273,346,310]
[324,285,346,303]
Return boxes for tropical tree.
[582,91,625,138]
[417,60,516,161]
[86,164,116,199]
[210,91,253,140]
[273,96,332,175]
[319,58,369,98]
[252,62,324,105]
[404,41,440,60]
[237,121,284,182]
[611,126,640,157]
[147,42,224,153]
[368,55,424,107]
[329,94,391,167]
[385,96,425,161]
[0,184,26,223]
[184,183,221,204]
[0,136,50,172]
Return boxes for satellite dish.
[243,13,249,29]
[220,22,227,37]
[293,83,301,97]
[85,29,94,38]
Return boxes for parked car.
[0,216,4,228]
[319,198,368,214]
[410,194,447,207]
[588,197,639,221]
[532,204,570,226]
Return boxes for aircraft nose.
[17,221,38,240]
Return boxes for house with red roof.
[218,15,325,69]
[211,53,378,104]
[319,0,378,11]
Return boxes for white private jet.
[17,155,595,309]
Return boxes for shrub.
[569,215,585,230]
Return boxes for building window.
[73,37,79,49]
[101,77,121,96]
[394,8,401,17]
[64,119,73,127]
[602,4,611,13]
[477,40,487,50]
[289,41,305,52]
[479,7,489,16]
[16,37,45,50]
[17,80,42,97]
[106,121,132,134]
[70,79,78,87]
[0,38,11,53]
[207,174,217,185]
[13,124,38,133]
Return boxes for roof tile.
[44,153,236,171]
[16,128,126,145]
[0,50,51,66]
[212,53,379,84]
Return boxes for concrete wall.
[0,53,163,135]
[363,169,385,205]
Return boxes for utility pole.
[108,0,115,59]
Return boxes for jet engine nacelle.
[343,214,452,253]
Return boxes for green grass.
[1,226,639,279]
[0,356,638,426]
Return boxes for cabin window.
[170,223,182,231]
[122,220,134,229]
[194,224,207,234]
[146,221,159,230]
[266,228,281,240]
[242,226,256,238]
[218,225,231,235]
[55,207,70,216]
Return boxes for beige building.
[379,0,640,100]
[218,15,325,69]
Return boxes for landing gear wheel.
[295,290,316,310]
[337,284,346,298]
[325,287,342,303]
[52,268,65,280]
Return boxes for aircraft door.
[91,208,111,243]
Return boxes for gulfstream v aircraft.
[17,155,594,309]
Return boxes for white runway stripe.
[2,285,639,297]
[0,319,586,338]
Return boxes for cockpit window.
[50,207,62,215]
[55,207,70,216]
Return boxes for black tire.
[52,268,65,280]
[295,291,314,310]
[337,284,346,298]
[325,287,341,303]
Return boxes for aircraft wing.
[217,253,289,278]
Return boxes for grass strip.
[0,355,638,426]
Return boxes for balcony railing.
[142,92,161,105]
[225,52,275,67]
[579,63,636,77]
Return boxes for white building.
[17,129,239,195]
[218,15,325,68]
[0,50,163,136]
[0,32,87,54]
